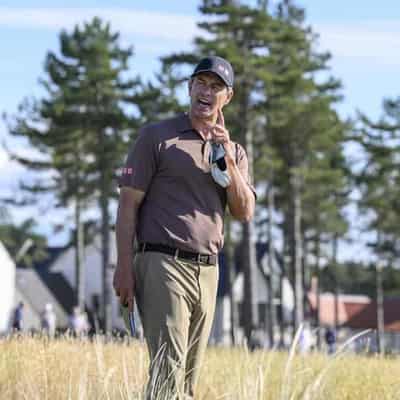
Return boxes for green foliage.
[158,1,353,310]
[356,97,400,260]
[0,216,48,268]
[320,261,400,297]
[134,63,186,125]
[265,1,348,215]
[5,16,141,224]
[4,17,145,327]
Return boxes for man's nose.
[201,85,213,96]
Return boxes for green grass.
[0,335,399,399]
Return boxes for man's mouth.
[197,98,212,107]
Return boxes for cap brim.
[191,69,232,87]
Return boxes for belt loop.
[142,243,146,253]
[174,248,179,260]
[197,253,201,264]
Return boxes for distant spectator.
[41,303,57,338]
[299,323,313,353]
[69,306,90,336]
[325,327,336,354]
[12,301,24,332]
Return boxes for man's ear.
[224,88,234,106]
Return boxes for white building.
[50,233,126,331]
[210,245,295,347]
[14,267,70,331]
[0,241,16,333]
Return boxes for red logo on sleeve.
[122,167,133,175]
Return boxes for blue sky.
[1,1,399,260]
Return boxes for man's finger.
[119,289,133,305]
[212,126,229,142]
[127,297,134,312]
[214,124,225,131]
[118,289,127,304]
[213,126,229,140]
[217,108,225,127]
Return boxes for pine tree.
[357,97,400,263]
[259,0,348,333]
[162,0,281,344]
[5,17,140,331]
[161,0,350,343]
[0,214,48,269]
[134,63,186,124]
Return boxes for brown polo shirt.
[119,113,253,255]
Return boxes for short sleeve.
[118,126,159,192]
[235,143,257,198]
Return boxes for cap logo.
[218,64,230,78]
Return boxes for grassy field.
[1,335,399,399]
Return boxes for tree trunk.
[225,218,238,345]
[302,234,308,324]
[332,233,339,333]
[74,199,85,311]
[289,171,303,333]
[267,183,276,347]
[376,261,385,355]
[315,234,321,349]
[242,123,258,345]
[100,189,112,333]
[236,73,258,345]
[242,220,258,344]
[279,221,289,347]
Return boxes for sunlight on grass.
[1,334,400,399]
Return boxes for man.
[114,55,255,399]
[12,301,24,332]
[325,327,336,354]
[40,303,57,337]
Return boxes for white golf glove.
[209,143,231,188]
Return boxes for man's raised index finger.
[217,108,225,127]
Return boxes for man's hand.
[211,109,235,163]
[113,265,135,312]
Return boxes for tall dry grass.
[1,334,400,399]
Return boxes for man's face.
[189,72,233,121]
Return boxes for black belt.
[138,243,217,266]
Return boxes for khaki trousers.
[134,251,218,400]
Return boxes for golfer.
[114,55,255,399]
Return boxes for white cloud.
[1,8,399,66]
[0,7,200,42]
[315,21,400,66]
[0,148,8,170]
[0,130,54,191]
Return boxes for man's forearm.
[226,158,255,221]
[116,200,137,270]
[114,188,144,307]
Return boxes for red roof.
[346,298,400,332]
[308,292,400,332]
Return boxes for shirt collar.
[177,112,195,133]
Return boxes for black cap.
[191,56,234,87]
